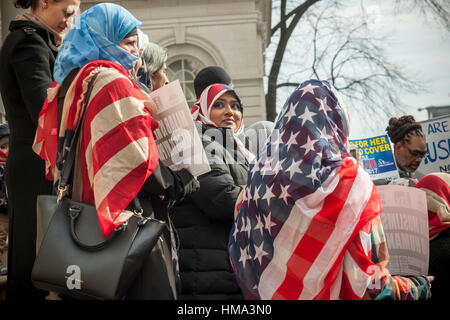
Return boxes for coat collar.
[9,20,59,53]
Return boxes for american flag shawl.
[415,172,450,240]
[0,150,7,167]
[228,79,385,300]
[33,60,159,237]
[191,83,255,163]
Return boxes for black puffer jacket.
[428,227,450,300]
[171,123,249,300]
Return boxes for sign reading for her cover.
[349,134,399,181]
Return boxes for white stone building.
[1,0,271,125]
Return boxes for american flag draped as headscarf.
[33,60,159,237]
[191,83,254,163]
[228,79,383,300]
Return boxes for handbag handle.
[68,201,150,251]
[57,73,99,201]
[68,205,126,251]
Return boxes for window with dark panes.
[167,57,204,109]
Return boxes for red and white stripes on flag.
[415,172,450,240]
[258,159,381,300]
[0,150,7,166]
[33,60,159,237]
[33,80,60,180]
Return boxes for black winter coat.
[428,228,450,300]
[171,123,249,300]
[0,20,57,299]
[125,160,200,300]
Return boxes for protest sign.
[376,185,429,276]
[149,80,211,177]
[419,115,450,175]
[349,134,399,181]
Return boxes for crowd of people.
[0,1,448,301]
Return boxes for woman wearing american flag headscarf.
[228,79,432,300]
[169,83,253,299]
[33,3,199,299]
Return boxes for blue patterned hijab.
[54,3,142,84]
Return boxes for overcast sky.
[350,1,450,139]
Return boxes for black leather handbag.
[31,73,169,300]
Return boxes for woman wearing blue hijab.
[54,2,141,84]
[34,2,200,299]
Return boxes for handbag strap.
[57,72,99,199]
[56,71,145,210]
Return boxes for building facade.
[82,0,271,124]
[418,105,450,120]
[0,0,272,125]
[0,0,271,124]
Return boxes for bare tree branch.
[276,82,300,88]
[265,0,450,128]
[271,0,323,36]
[266,0,321,120]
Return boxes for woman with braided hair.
[385,115,427,185]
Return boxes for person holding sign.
[33,3,200,299]
[170,83,253,299]
[228,79,432,300]
[386,115,427,185]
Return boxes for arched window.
[167,57,204,108]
